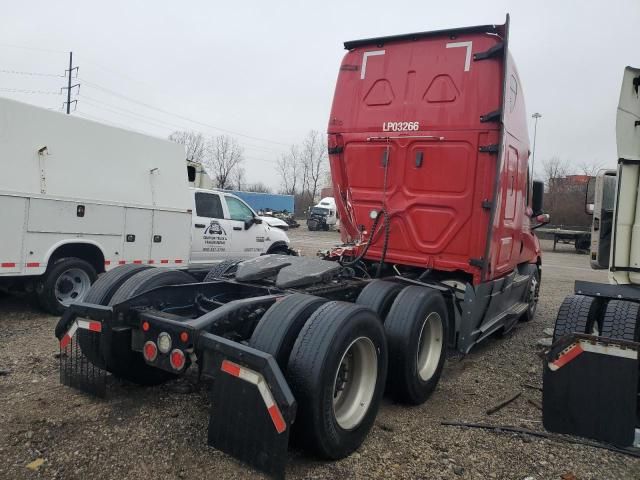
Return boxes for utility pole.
[62,52,79,114]
[531,112,542,179]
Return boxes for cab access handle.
[195,223,206,228]
[233,226,242,231]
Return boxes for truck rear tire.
[37,257,97,315]
[287,301,387,459]
[249,294,327,372]
[105,268,196,385]
[77,264,152,368]
[384,286,448,405]
[601,300,640,341]
[356,280,403,321]
[204,259,243,281]
[552,294,601,342]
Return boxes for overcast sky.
[2,0,638,188]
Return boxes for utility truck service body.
[55,18,545,477]
[0,97,290,314]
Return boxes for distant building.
[549,175,591,192]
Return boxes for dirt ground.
[0,231,638,479]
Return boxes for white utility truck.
[544,66,640,447]
[0,97,291,314]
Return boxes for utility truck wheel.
[385,286,447,405]
[287,302,387,459]
[522,267,541,322]
[204,259,243,281]
[37,258,97,315]
[249,294,327,372]
[77,264,152,368]
[356,280,403,321]
[552,295,601,342]
[105,268,196,385]
[601,300,640,341]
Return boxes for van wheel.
[287,302,387,459]
[356,280,403,321]
[552,295,601,342]
[37,258,97,315]
[249,294,327,372]
[204,259,243,281]
[385,286,448,405]
[76,264,152,368]
[105,268,196,385]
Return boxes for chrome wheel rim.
[332,336,378,430]
[416,312,444,382]
[54,268,91,307]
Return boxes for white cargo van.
[0,97,291,314]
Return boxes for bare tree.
[231,167,246,191]
[301,130,327,203]
[542,156,571,192]
[245,182,272,193]
[205,135,244,190]
[168,130,206,163]
[578,160,604,177]
[277,145,300,195]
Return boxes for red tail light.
[143,341,158,362]
[170,349,186,371]
[142,321,150,332]
[179,331,189,343]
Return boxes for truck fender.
[266,241,294,255]
[42,239,107,273]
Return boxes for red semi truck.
[55,16,547,477]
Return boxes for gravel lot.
[1,230,638,479]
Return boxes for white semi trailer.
[0,97,291,314]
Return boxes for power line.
[0,69,64,78]
[0,87,61,95]
[80,97,182,131]
[78,95,283,155]
[79,77,292,147]
[78,103,278,165]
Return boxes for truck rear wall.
[328,20,534,283]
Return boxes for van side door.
[191,191,233,263]
[222,195,266,258]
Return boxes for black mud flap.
[199,333,296,479]
[56,304,113,398]
[543,334,639,446]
